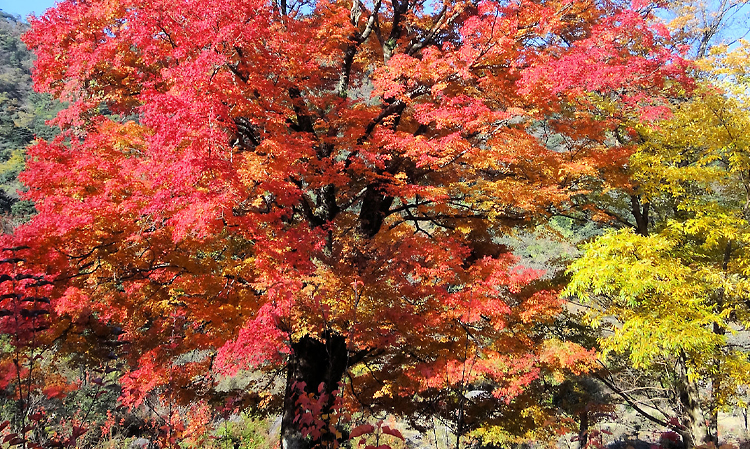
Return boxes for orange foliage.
[13,0,693,444]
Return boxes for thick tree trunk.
[281,332,349,449]
[676,358,709,449]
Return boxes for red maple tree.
[17,0,689,446]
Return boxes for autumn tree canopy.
[566,85,750,448]
[564,0,750,444]
[15,0,692,447]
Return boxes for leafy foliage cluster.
[1,1,750,449]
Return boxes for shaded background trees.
[0,10,59,224]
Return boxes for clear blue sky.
[1,0,57,21]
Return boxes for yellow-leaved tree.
[566,86,750,447]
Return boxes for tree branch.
[592,365,679,431]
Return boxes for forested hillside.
[1,1,750,449]
[0,10,59,226]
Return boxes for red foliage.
[16,0,694,442]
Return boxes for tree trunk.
[281,331,349,449]
[708,322,723,446]
[578,411,589,449]
[630,195,650,237]
[676,357,709,449]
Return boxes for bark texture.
[281,332,349,449]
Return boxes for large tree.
[566,87,750,447]
[564,0,750,443]
[18,0,689,447]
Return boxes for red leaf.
[8,437,25,446]
[381,426,404,440]
[71,426,87,439]
[350,424,375,439]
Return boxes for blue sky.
[2,0,57,20]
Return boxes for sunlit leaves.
[15,0,695,444]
